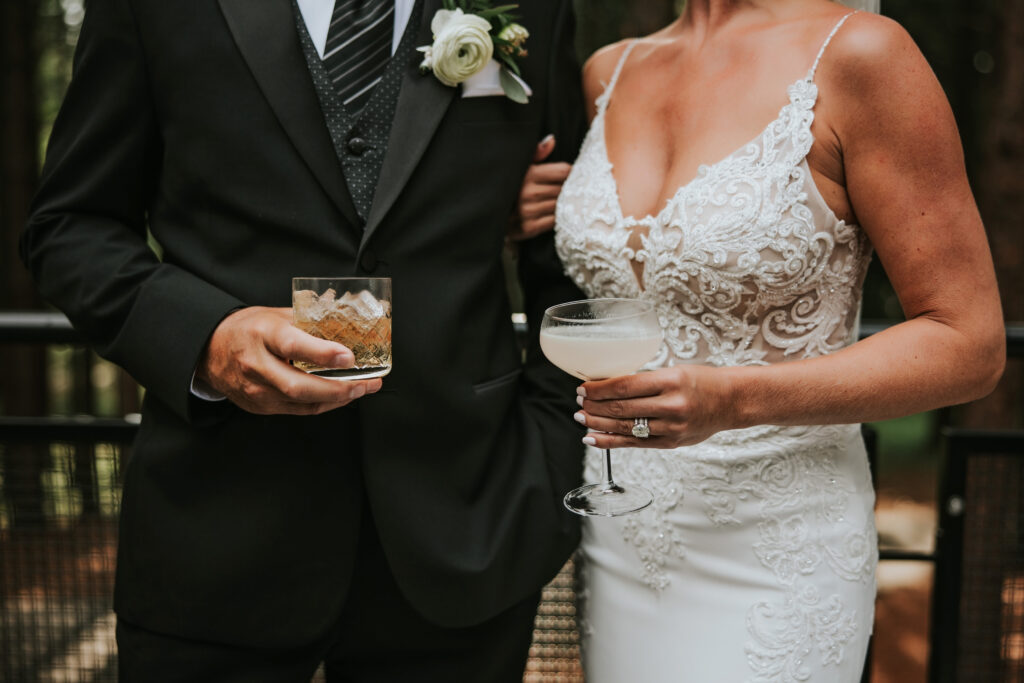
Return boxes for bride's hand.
[508,134,572,241]
[574,366,736,449]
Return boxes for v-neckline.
[598,76,812,225]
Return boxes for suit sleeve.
[20,0,243,423]
[515,0,588,494]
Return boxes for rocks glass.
[291,277,392,380]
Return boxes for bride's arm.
[576,16,1005,449]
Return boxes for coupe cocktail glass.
[540,298,661,516]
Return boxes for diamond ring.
[631,417,650,439]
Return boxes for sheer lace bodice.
[556,21,873,369]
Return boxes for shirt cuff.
[190,369,227,402]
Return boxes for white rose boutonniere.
[418,0,532,103]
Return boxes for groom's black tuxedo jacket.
[22,0,585,647]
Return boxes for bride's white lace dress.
[554,14,878,682]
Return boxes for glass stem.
[601,448,616,487]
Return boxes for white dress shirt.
[296,0,416,58]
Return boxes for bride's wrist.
[716,365,760,430]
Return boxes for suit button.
[347,136,370,156]
[359,251,378,272]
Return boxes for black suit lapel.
[362,0,455,247]
[218,0,362,231]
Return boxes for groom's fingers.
[245,359,381,414]
[233,354,381,415]
[258,316,384,406]
[266,316,354,372]
[199,306,381,415]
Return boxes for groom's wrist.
[190,369,226,402]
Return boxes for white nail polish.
[576,395,584,407]
[573,412,586,425]
[582,436,597,446]
[576,386,587,397]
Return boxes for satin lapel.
[218,0,361,231]
[361,0,455,247]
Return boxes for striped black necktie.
[322,0,395,117]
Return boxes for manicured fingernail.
[573,412,586,425]
[334,352,352,367]
[576,386,587,397]
[351,385,366,399]
[576,395,584,407]
[582,436,597,446]
[541,133,554,145]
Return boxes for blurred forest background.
[0,1,1021,681]
[2,0,1020,428]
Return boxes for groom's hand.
[196,307,382,415]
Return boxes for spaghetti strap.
[597,40,639,113]
[808,11,858,80]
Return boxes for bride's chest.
[557,144,852,284]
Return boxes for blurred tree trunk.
[0,3,42,313]
[575,0,679,60]
[958,0,1024,429]
[0,0,48,526]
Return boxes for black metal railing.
[929,429,1024,683]
[0,311,82,345]
[2,312,1022,683]
[3,310,1023,354]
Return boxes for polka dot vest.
[293,0,424,224]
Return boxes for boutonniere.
[417,0,532,103]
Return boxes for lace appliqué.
[736,432,876,682]
[584,426,878,681]
[746,586,858,682]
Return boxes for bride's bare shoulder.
[815,11,961,175]
[580,40,635,118]
[818,12,931,96]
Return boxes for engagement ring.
[632,417,650,439]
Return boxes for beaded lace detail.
[560,13,878,680]
[555,14,871,369]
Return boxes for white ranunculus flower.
[427,8,494,87]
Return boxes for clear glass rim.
[291,276,391,284]
[544,298,654,324]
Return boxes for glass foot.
[307,366,391,380]
[563,482,653,517]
